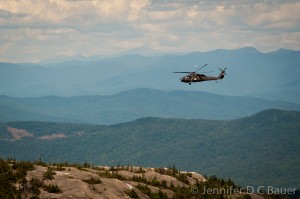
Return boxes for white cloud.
[187,5,198,18]
[247,2,300,28]
[0,0,299,62]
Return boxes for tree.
[43,167,56,180]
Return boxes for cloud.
[248,2,300,29]
[0,0,299,62]
[0,8,13,18]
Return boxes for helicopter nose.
[180,78,189,83]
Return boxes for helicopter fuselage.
[180,72,224,84]
[174,64,226,85]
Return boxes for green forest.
[1,109,299,189]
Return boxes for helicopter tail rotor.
[218,67,227,79]
[219,67,227,75]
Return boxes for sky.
[0,0,300,63]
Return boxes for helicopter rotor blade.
[195,64,207,73]
[174,64,207,74]
[201,71,214,74]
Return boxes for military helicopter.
[174,64,227,85]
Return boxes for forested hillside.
[1,109,299,188]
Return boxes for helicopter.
[174,64,227,85]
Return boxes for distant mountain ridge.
[1,109,299,188]
[0,88,300,125]
[1,47,299,103]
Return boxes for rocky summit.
[26,164,206,199]
[1,159,268,199]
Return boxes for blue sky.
[0,0,299,63]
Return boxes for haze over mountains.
[1,89,300,125]
[1,47,300,103]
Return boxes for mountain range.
[1,109,299,189]
[1,88,300,125]
[1,47,299,192]
[1,47,299,103]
